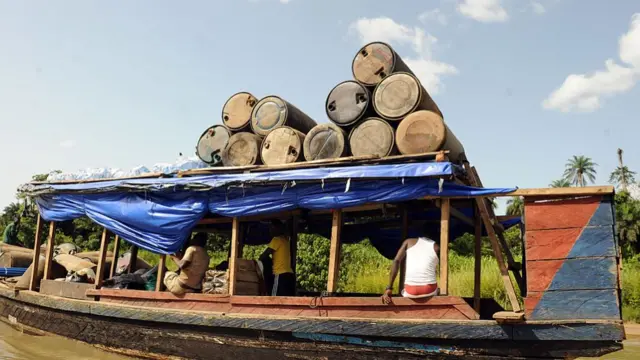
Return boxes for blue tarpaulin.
[32,162,517,256]
[0,268,28,277]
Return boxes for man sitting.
[382,225,440,304]
[164,233,210,295]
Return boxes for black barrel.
[352,42,413,87]
[223,132,263,167]
[303,123,348,161]
[222,92,258,131]
[348,117,397,158]
[250,96,317,137]
[196,125,231,165]
[325,80,375,128]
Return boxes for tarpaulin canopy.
[31,162,518,255]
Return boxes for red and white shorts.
[402,283,439,298]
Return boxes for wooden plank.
[87,289,230,302]
[129,245,138,273]
[493,311,525,321]
[526,227,616,261]
[440,199,450,295]
[399,207,408,294]
[527,257,617,292]
[40,279,95,300]
[525,289,620,320]
[512,322,625,341]
[505,186,614,197]
[327,210,343,293]
[42,222,57,281]
[229,218,241,295]
[473,207,482,314]
[109,235,121,278]
[230,295,469,307]
[156,255,166,292]
[29,215,44,291]
[94,229,109,288]
[290,215,299,295]
[525,196,612,230]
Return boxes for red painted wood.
[230,295,468,307]
[525,197,600,230]
[526,228,581,261]
[88,289,230,302]
[526,259,565,293]
[524,293,542,318]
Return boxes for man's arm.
[382,239,411,304]
[170,248,193,270]
[259,247,274,263]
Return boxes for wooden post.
[29,215,44,291]
[109,235,121,278]
[95,229,110,288]
[129,245,139,273]
[327,210,343,293]
[439,199,450,295]
[398,206,409,294]
[42,222,57,281]
[156,255,166,292]
[473,206,482,313]
[229,218,241,295]
[289,216,299,294]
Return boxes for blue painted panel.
[530,289,620,320]
[567,226,616,259]
[513,323,624,341]
[587,197,614,227]
[548,257,617,291]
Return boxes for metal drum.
[373,72,443,121]
[250,96,317,137]
[325,80,375,128]
[261,126,306,166]
[222,92,258,131]
[303,123,348,161]
[396,110,464,161]
[222,132,263,167]
[352,42,413,87]
[196,125,231,165]
[349,118,396,158]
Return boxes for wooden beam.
[473,207,482,314]
[290,216,299,295]
[109,235,121,278]
[450,206,474,227]
[439,199,450,295]
[228,218,241,295]
[327,210,343,293]
[29,215,44,291]
[503,186,614,197]
[156,255,166,292]
[129,245,138,273]
[42,222,57,281]
[398,207,409,294]
[94,229,110,288]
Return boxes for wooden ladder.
[463,162,523,313]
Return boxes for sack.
[202,270,228,294]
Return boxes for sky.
[1,0,639,211]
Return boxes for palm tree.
[610,149,635,190]
[506,197,524,216]
[563,155,597,187]
[549,179,571,188]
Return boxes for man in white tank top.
[382,227,440,304]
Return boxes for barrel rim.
[351,41,397,86]
[195,125,232,164]
[395,110,446,155]
[325,80,371,127]
[260,125,304,165]
[348,117,396,157]
[222,91,258,130]
[222,132,263,167]
[372,71,424,121]
[303,123,346,161]
[250,95,289,136]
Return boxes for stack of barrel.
[310,41,465,162]
[195,93,318,167]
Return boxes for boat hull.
[0,290,624,359]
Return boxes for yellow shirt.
[268,236,293,275]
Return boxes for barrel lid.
[223,132,262,167]
[251,96,287,136]
[396,110,446,155]
[352,42,395,86]
[326,81,370,126]
[373,72,421,120]
[349,118,395,157]
[261,127,304,165]
[196,125,231,165]
[304,123,346,161]
[222,92,258,130]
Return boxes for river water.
[0,320,638,359]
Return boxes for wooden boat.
[0,154,625,359]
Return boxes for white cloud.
[59,140,75,149]
[457,0,508,23]
[349,17,458,94]
[419,9,448,26]
[543,14,640,113]
[531,1,546,15]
